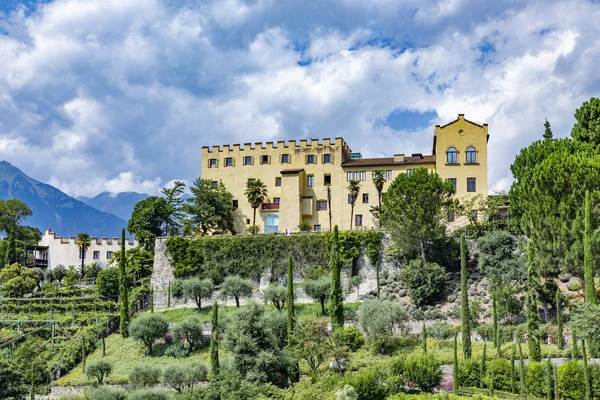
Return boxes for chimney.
[458,113,465,120]
[394,154,405,163]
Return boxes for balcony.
[26,259,48,267]
[261,202,280,211]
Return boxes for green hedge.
[166,231,383,281]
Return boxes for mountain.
[0,161,127,237]
[81,191,149,221]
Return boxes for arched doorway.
[264,214,279,233]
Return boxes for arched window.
[466,146,477,164]
[446,147,458,164]
[264,214,279,234]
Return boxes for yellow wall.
[200,114,488,234]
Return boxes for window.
[316,200,327,211]
[307,155,316,164]
[362,193,369,203]
[307,175,314,187]
[79,251,86,259]
[275,177,282,186]
[93,251,100,260]
[212,181,218,189]
[446,147,458,164]
[243,156,253,166]
[245,218,251,225]
[314,225,321,231]
[386,170,392,180]
[466,146,477,164]
[106,251,113,260]
[224,157,234,167]
[471,210,478,220]
[233,200,239,209]
[273,197,280,203]
[407,169,413,175]
[348,194,353,204]
[467,177,476,192]
[248,178,255,184]
[324,174,331,185]
[360,171,366,181]
[448,178,457,191]
[281,154,291,163]
[353,171,359,180]
[261,155,270,165]
[208,158,217,168]
[347,172,352,182]
[447,210,455,222]
[323,153,332,163]
[355,214,363,227]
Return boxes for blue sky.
[0,0,598,196]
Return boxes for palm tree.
[244,179,268,234]
[347,180,361,230]
[75,233,91,279]
[372,170,386,228]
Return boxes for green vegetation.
[460,234,471,359]
[119,228,131,338]
[330,225,344,329]
[220,275,253,307]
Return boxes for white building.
[27,228,138,270]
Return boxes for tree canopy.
[184,178,235,235]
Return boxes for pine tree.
[329,225,344,329]
[480,342,487,389]
[543,118,553,140]
[119,229,130,338]
[422,322,427,353]
[582,339,592,400]
[518,338,526,397]
[453,328,459,393]
[460,234,472,359]
[584,190,597,304]
[287,254,295,346]
[210,301,219,378]
[526,241,541,361]
[556,289,563,350]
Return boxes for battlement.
[44,228,136,246]
[202,137,351,154]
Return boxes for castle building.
[201,114,488,233]
[27,228,138,270]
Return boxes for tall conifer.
[584,190,597,304]
[480,342,487,389]
[583,339,591,400]
[556,289,563,350]
[526,241,541,361]
[492,291,499,350]
[287,254,295,345]
[422,322,427,353]
[330,225,344,329]
[119,228,130,338]
[518,338,526,397]
[460,234,471,359]
[210,301,219,378]
[453,329,459,393]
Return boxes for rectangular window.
[106,251,113,260]
[233,200,239,209]
[243,156,253,166]
[355,214,363,227]
[448,178,457,191]
[281,154,291,163]
[224,157,234,167]
[360,171,366,181]
[347,172,352,182]
[261,155,270,165]
[362,193,369,203]
[275,177,282,186]
[245,218,251,225]
[93,251,100,260]
[324,174,331,185]
[307,175,314,187]
[467,177,476,192]
[212,181,218,189]
[386,170,392,180]
[79,251,86,259]
[322,153,332,164]
[447,210,455,222]
[314,225,321,231]
[407,169,413,175]
[307,155,316,164]
[273,197,280,203]
[316,200,328,211]
[208,159,217,168]
[353,171,359,180]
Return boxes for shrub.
[129,389,170,400]
[163,364,187,392]
[263,284,287,310]
[525,361,546,397]
[85,359,112,384]
[129,364,161,387]
[357,299,408,354]
[173,316,206,355]
[220,275,254,307]
[186,362,208,386]
[403,353,442,393]
[483,358,512,392]
[85,386,128,400]
[303,276,331,316]
[248,225,260,234]
[335,384,358,400]
[171,279,184,299]
[428,322,455,345]
[163,343,187,358]
[567,279,582,292]
[129,314,169,356]
[458,358,481,388]
[298,221,313,232]
[333,325,365,351]
[95,268,120,301]
[558,360,584,400]
[399,259,447,306]
[344,366,388,400]
[475,323,494,341]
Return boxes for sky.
[0,0,598,198]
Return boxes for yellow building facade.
[201,114,488,233]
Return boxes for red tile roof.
[341,155,435,167]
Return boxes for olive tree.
[220,275,254,307]
[173,316,205,355]
[183,278,214,310]
[86,359,112,384]
[303,276,331,316]
[129,314,169,356]
[263,284,287,310]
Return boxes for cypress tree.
[582,339,591,400]
[422,322,427,353]
[4,229,17,266]
[329,225,344,329]
[102,336,106,357]
[81,334,86,373]
[119,228,130,338]
[518,337,526,397]
[453,328,459,393]
[167,282,171,308]
[150,288,154,313]
[492,291,499,351]
[556,289,563,350]
[526,241,541,361]
[510,345,516,394]
[460,234,472,359]
[480,342,487,389]
[572,329,579,359]
[376,260,380,300]
[488,358,495,396]
[287,254,295,346]
[553,364,558,400]
[584,190,597,304]
[210,301,219,378]
[545,360,554,400]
